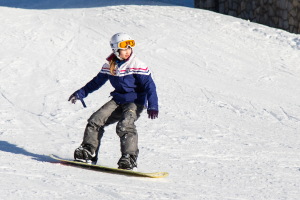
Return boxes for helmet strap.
[112,48,133,61]
[113,49,124,60]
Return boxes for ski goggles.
[111,40,135,49]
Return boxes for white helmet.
[110,33,135,59]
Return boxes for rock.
[245,11,250,19]
[241,11,245,19]
[278,18,283,28]
[272,4,277,14]
[199,0,204,8]
[294,19,299,28]
[206,0,215,9]
[289,16,294,26]
[264,13,269,23]
[252,1,257,10]
[233,2,238,10]
[290,9,297,17]
[241,1,246,11]
[292,0,299,7]
[269,20,276,27]
[268,5,275,16]
[294,17,298,27]
[195,0,299,34]
[273,16,279,25]
[256,7,261,14]
[255,0,261,7]
[229,10,237,17]
[260,0,264,7]
[228,0,232,8]
[256,13,260,22]
[288,0,293,12]
[283,9,288,20]
[250,10,254,19]
[284,20,289,29]
[246,2,252,12]
[277,0,288,9]
[276,8,282,17]
[219,2,225,13]
[225,1,228,12]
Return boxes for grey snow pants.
[82,99,144,157]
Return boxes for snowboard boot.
[74,144,97,164]
[117,154,137,170]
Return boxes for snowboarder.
[68,33,159,170]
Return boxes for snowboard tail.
[49,154,168,178]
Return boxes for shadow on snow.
[0,141,51,162]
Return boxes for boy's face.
[119,48,132,60]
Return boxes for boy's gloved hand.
[147,110,158,119]
[68,91,86,108]
[68,93,78,104]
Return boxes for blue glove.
[68,91,86,108]
[68,93,77,104]
[147,110,158,119]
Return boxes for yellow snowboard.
[49,154,168,178]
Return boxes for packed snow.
[0,0,300,199]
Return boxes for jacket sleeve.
[135,73,158,111]
[77,71,109,99]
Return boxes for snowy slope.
[0,0,300,199]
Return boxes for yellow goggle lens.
[118,40,135,49]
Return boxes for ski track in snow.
[0,0,300,199]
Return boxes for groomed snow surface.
[1,0,300,199]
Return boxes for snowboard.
[49,154,168,178]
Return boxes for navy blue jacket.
[76,53,158,111]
